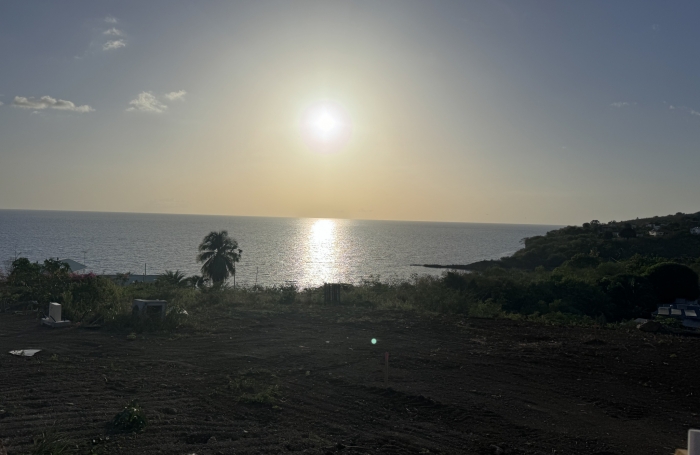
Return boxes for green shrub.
[656,316,683,329]
[110,400,148,433]
[278,284,298,304]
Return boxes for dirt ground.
[1,306,698,455]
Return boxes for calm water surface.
[0,210,560,288]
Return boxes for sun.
[311,111,340,139]
[302,101,351,152]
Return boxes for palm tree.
[185,274,209,289]
[157,270,188,287]
[196,231,242,286]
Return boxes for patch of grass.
[656,316,684,329]
[466,300,503,318]
[110,400,148,433]
[224,369,280,405]
[31,429,70,455]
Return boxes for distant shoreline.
[411,259,501,271]
[412,263,474,270]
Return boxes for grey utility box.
[132,299,168,320]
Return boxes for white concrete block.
[49,302,62,322]
[689,429,700,455]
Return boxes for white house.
[58,258,87,272]
[649,230,664,237]
[691,227,700,235]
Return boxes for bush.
[278,283,298,304]
[110,400,148,433]
[63,276,126,323]
[645,262,700,303]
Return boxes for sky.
[1,1,700,225]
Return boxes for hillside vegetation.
[467,211,700,270]
[2,212,700,326]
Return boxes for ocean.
[0,210,560,288]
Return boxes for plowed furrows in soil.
[2,387,250,453]
[441,353,676,447]
[360,359,629,454]
[278,380,493,453]
[1,400,114,450]
[280,379,616,455]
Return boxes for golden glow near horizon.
[10,3,700,225]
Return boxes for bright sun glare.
[311,111,340,139]
[302,102,350,152]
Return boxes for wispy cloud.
[0,101,4,106]
[164,90,187,101]
[12,96,94,113]
[610,101,635,108]
[103,28,123,36]
[76,17,128,57]
[103,39,126,51]
[651,24,660,32]
[127,92,167,113]
[668,104,700,117]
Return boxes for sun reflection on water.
[303,219,338,284]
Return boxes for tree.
[645,262,700,304]
[196,231,242,286]
[6,258,71,303]
[186,275,209,289]
[618,223,636,240]
[157,270,188,287]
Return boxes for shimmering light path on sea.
[0,210,559,288]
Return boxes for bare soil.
[1,306,698,454]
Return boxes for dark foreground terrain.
[1,306,698,454]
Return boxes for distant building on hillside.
[691,227,700,235]
[649,230,664,237]
[58,258,87,272]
